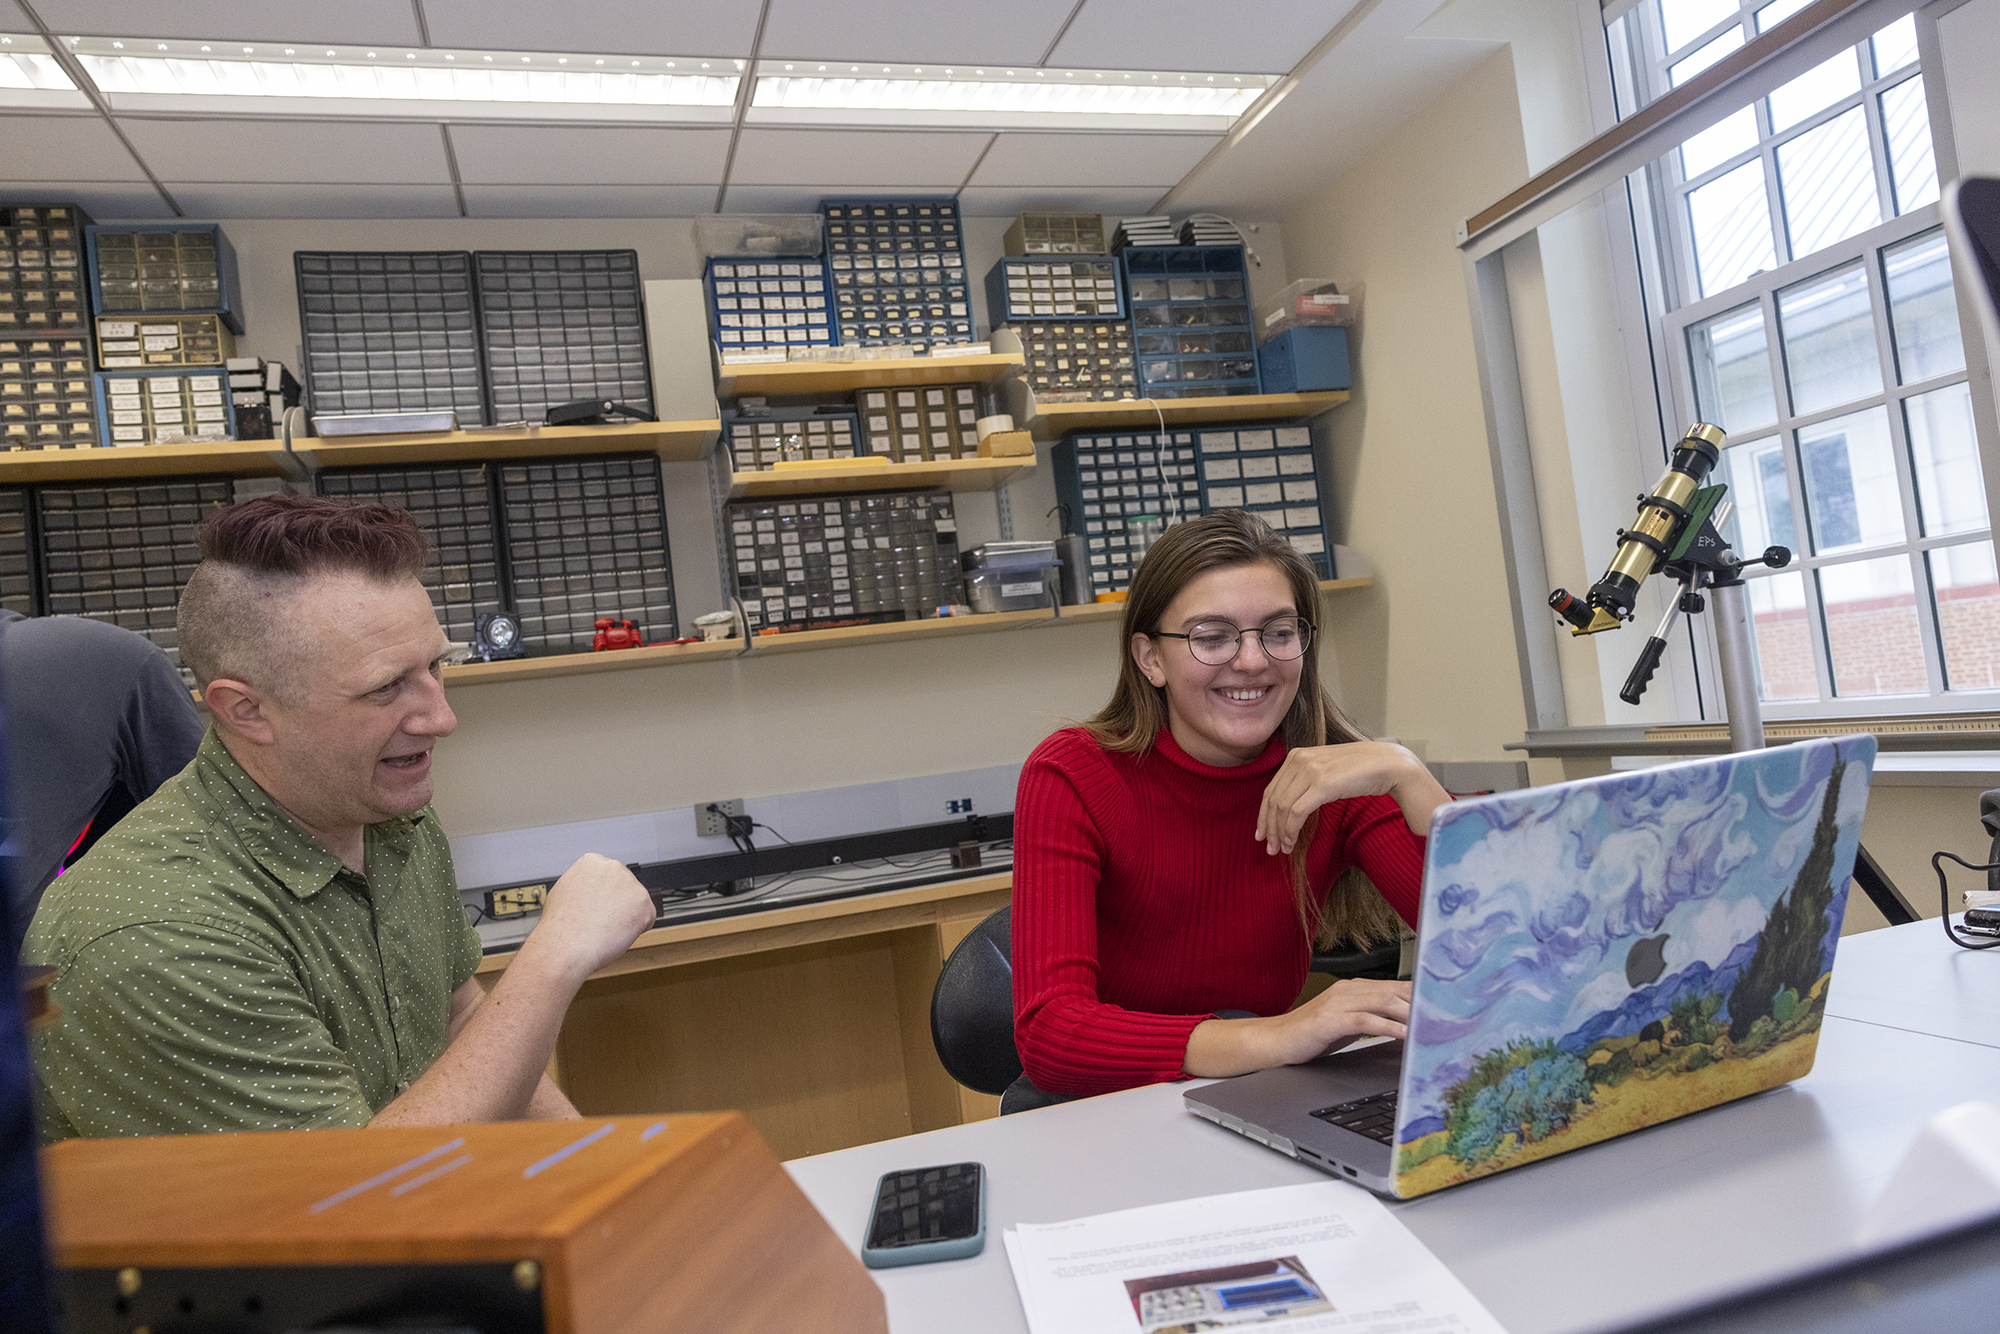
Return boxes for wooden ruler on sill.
[1646,713,2000,747]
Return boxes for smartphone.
[860,1161,985,1269]
[1965,905,2000,936]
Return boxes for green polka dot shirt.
[24,728,480,1142]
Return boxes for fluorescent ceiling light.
[0,34,90,109]
[0,36,72,88]
[4,35,1278,130]
[750,64,1269,129]
[48,35,741,122]
[758,68,1265,116]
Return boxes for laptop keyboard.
[1309,1090,1398,1144]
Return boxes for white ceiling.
[728,127,993,187]
[1044,1,1363,75]
[758,0,1084,66]
[446,125,733,185]
[28,0,427,45]
[0,0,1507,221]
[422,0,759,58]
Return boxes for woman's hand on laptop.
[1183,979,1413,1078]
[1257,743,1452,855]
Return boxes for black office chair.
[1310,869,1408,980]
[930,905,1372,1116]
[929,907,1023,1097]
[1309,940,1403,980]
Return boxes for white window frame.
[1640,0,1991,716]
[1657,209,1988,716]
[1456,0,2000,739]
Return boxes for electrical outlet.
[695,798,746,837]
[486,883,548,919]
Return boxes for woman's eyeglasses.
[1153,616,1313,666]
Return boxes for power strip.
[485,883,549,919]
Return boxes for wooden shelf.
[298,418,719,468]
[0,439,293,482]
[734,606,1067,655]
[445,636,741,685]
[1023,391,1350,441]
[714,352,1023,399]
[1035,576,1374,625]
[729,454,1035,499]
[442,578,1372,687]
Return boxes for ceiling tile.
[160,182,461,218]
[759,0,1079,66]
[447,125,729,185]
[0,180,172,219]
[956,186,1164,218]
[118,119,451,184]
[29,1,423,44]
[0,116,147,180]
[1048,0,1356,75]
[460,184,721,217]
[969,133,1215,188]
[421,0,761,57]
[0,1,30,27]
[722,182,954,213]
[727,128,989,186]
[1164,6,1498,216]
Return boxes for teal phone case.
[861,1162,986,1268]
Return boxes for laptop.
[1186,735,1877,1200]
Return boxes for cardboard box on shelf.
[977,430,1034,458]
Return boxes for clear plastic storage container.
[965,565,1056,613]
[1259,279,1361,342]
[693,215,825,258]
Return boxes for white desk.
[1821,917,2000,1049]
[785,920,2000,1333]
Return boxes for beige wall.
[433,619,1126,836]
[1279,47,1537,766]
[1851,780,1994,929]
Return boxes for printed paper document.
[1003,1180,1503,1334]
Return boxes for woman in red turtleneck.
[1009,510,1452,1109]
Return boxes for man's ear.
[1131,633,1165,688]
[202,678,277,747]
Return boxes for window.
[1610,2,1994,711]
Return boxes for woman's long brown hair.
[1082,510,1404,950]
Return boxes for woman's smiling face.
[1131,560,1305,767]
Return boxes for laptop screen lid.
[1391,735,1877,1200]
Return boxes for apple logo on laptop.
[1625,934,1670,987]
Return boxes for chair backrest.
[1309,939,1403,980]
[1944,177,2000,365]
[929,907,1022,1096]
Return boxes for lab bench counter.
[476,873,1012,1161]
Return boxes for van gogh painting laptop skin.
[1391,735,1876,1199]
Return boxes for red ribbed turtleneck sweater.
[1011,726,1425,1096]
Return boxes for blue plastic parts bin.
[1121,245,1259,398]
[705,255,838,353]
[1258,325,1351,394]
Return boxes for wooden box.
[44,1113,885,1334]
[976,429,1034,458]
